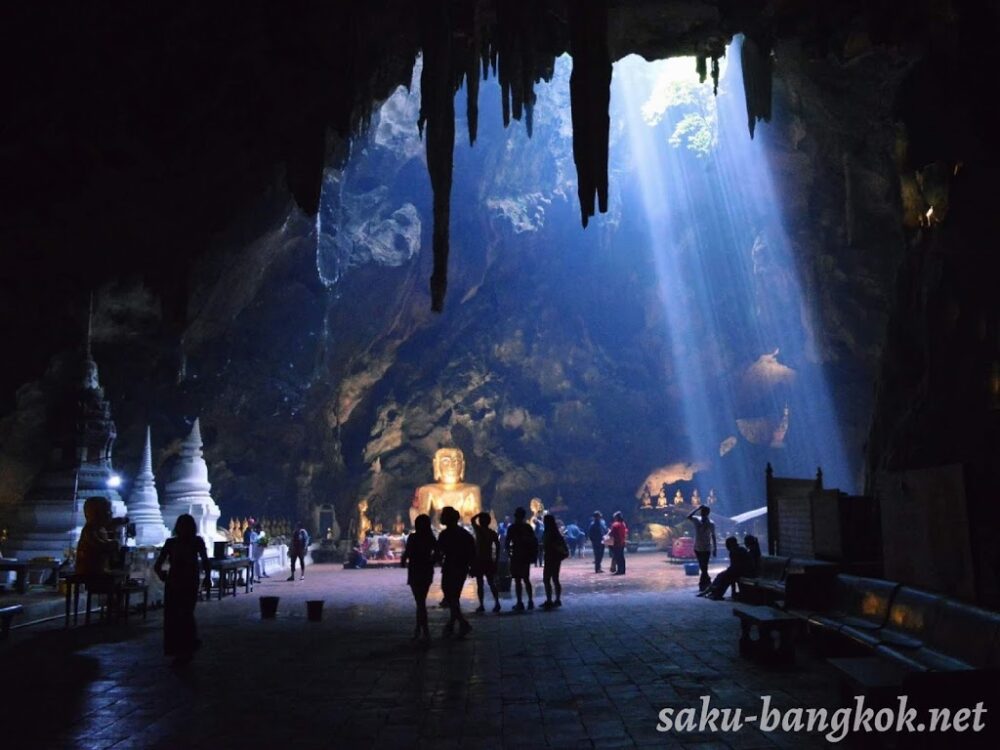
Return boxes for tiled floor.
[1,554,841,749]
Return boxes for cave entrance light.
[613,40,854,497]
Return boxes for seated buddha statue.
[414,448,482,526]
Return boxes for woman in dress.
[153,513,210,665]
[400,513,436,642]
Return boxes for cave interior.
[1,0,998,607]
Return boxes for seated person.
[698,536,753,601]
[743,534,762,576]
[75,497,128,576]
[343,545,368,569]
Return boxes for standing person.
[470,512,501,613]
[254,522,270,578]
[400,513,436,642]
[505,507,538,611]
[245,523,262,582]
[154,514,211,666]
[286,521,310,581]
[533,517,545,567]
[609,511,629,576]
[564,520,584,558]
[437,506,476,638]
[686,506,717,591]
[541,514,569,609]
[587,511,608,573]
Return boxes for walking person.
[505,506,538,611]
[471,512,501,613]
[286,521,310,581]
[609,511,629,576]
[587,511,607,573]
[541,514,569,609]
[437,506,476,638]
[686,506,717,591]
[154,514,211,666]
[401,513,436,642]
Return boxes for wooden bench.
[0,604,23,639]
[733,604,800,665]
[787,574,899,652]
[736,555,790,604]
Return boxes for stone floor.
[0,554,844,749]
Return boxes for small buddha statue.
[691,489,701,507]
[656,486,668,508]
[414,448,482,526]
[640,485,652,508]
[392,514,405,535]
[707,488,718,506]
[529,497,545,526]
[673,489,684,506]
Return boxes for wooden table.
[0,559,62,594]
[206,558,254,601]
[63,572,127,626]
[733,604,800,665]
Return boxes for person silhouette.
[471,512,501,613]
[153,513,211,666]
[436,506,475,638]
[505,507,537,611]
[542,514,569,609]
[401,513,436,642]
[587,511,607,573]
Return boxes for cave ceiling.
[1,0,996,525]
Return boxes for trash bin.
[306,600,324,622]
[259,596,279,619]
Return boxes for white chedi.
[162,418,223,543]
[128,427,169,546]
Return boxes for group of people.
[397,505,636,642]
[400,506,575,642]
[686,505,761,600]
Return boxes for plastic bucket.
[306,600,324,622]
[259,596,280,619]
[684,562,700,576]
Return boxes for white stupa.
[162,418,223,543]
[128,427,169,546]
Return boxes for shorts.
[509,558,532,578]
[471,560,497,578]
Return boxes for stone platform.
[0,554,844,749]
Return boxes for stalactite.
[419,0,456,312]
[568,0,611,228]
[741,33,773,139]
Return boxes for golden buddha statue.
[414,448,482,526]
[673,489,684,506]
[707,488,718,506]
[357,498,372,542]
[691,489,701,506]
[640,485,653,508]
[656,486,668,508]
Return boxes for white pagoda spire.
[128,426,169,546]
[162,418,223,542]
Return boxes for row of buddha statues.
[225,517,297,542]
[639,484,718,509]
